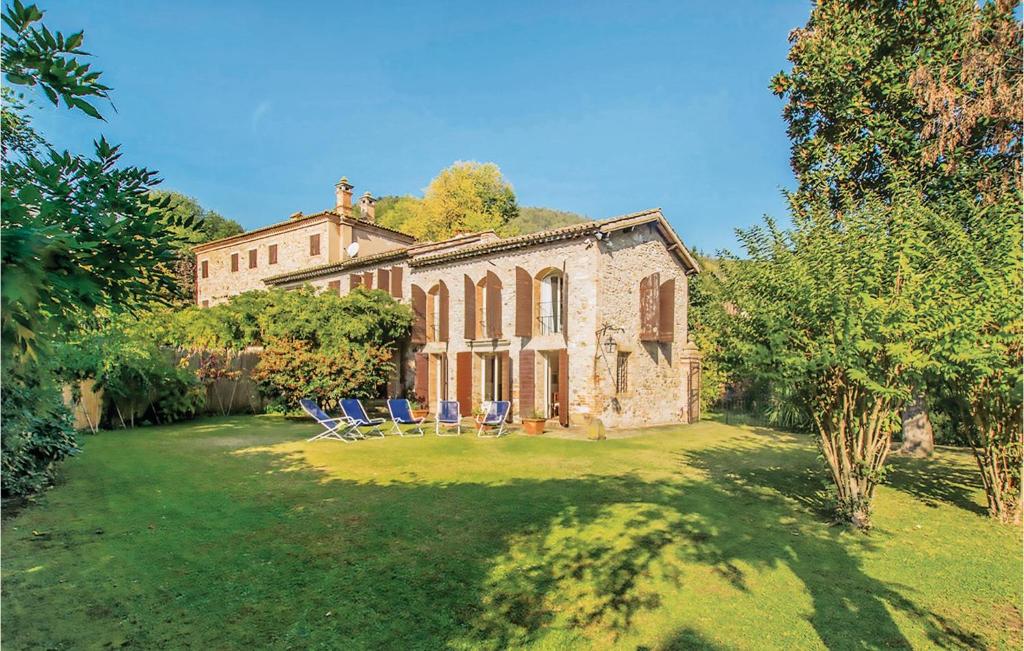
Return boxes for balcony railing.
[537,301,563,334]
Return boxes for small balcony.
[537,301,563,335]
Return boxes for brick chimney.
[358,191,376,222]
[335,177,354,217]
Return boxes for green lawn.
[2,416,1020,650]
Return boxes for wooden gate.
[687,359,701,423]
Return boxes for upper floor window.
[200,260,208,279]
[268,244,278,265]
[537,270,564,335]
[230,253,239,272]
[310,234,321,256]
[248,249,257,269]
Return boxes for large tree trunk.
[900,394,934,457]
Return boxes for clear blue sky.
[32,0,810,253]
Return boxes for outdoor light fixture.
[603,334,618,354]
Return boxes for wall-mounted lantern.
[603,334,618,354]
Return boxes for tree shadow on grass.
[883,453,987,517]
[223,436,987,649]
[677,440,986,650]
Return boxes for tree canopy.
[375,161,518,240]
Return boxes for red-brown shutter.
[414,353,429,403]
[640,272,661,341]
[558,348,569,427]
[561,263,569,341]
[515,266,532,337]
[486,271,502,339]
[248,249,257,268]
[268,244,278,265]
[658,277,675,342]
[201,260,208,279]
[438,280,449,342]
[456,351,473,416]
[518,349,535,419]
[328,280,341,295]
[310,234,321,256]
[390,266,403,299]
[377,268,390,294]
[231,253,239,272]
[350,274,362,290]
[411,284,427,344]
[464,274,476,339]
[500,351,512,403]
[363,271,373,289]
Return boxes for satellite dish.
[346,242,360,258]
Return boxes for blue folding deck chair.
[339,398,386,438]
[300,399,358,442]
[476,400,510,438]
[387,399,425,437]
[435,400,462,436]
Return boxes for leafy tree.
[1,1,190,357]
[375,162,518,240]
[769,0,1021,501]
[0,86,45,159]
[911,196,1021,523]
[723,191,938,528]
[1,1,190,495]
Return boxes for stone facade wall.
[196,217,410,306]
[301,227,697,428]
[209,214,700,429]
[196,218,338,305]
[594,224,697,427]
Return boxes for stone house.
[194,178,702,428]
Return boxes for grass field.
[2,416,1020,649]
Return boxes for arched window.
[535,268,564,335]
[426,281,449,342]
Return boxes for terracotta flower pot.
[522,418,546,436]
[411,408,430,420]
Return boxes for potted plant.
[521,410,547,436]
[409,398,429,420]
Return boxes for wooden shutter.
[561,263,569,341]
[438,280,450,342]
[362,271,373,289]
[658,277,675,342]
[328,280,341,295]
[558,348,569,427]
[411,284,427,344]
[268,244,278,265]
[310,234,321,256]
[486,271,502,339]
[500,351,512,403]
[518,349,536,419]
[464,274,476,339]
[414,353,429,403]
[456,351,473,416]
[201,260,208,279]
[390,266,403,299]
[639,272,661,341]
[350,274,362,290]
[515,267,532,337]
[248,249,257,268]
[230,253,239,272]
[377,268,390,294]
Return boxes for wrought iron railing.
[537,302,562,334]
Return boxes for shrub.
[251,339,394,412]
[1,364,78,496]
